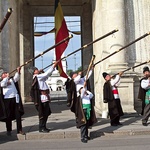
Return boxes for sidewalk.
[0,97,150,141]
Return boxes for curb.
[12,129,150,140]
[17,131,80,140]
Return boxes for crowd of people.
[0,62,150,143]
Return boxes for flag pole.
[112,60,150,77]
[9,34,73,74]
[94,32,150,66]
[0,8,13,33]
[43,29,119,70]
[85,55,95,81]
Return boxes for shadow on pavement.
[90,114,142,139]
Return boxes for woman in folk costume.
[0,67,24,136]
[102,71,124,126]
[141,72,150,126]
[30,61,59,133]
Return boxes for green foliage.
[76,66,82,72]
[67,66,82,77]
[67,69,73,76]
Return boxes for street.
[1,135,150,150]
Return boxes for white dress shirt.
[74,70,92,96]
[110,75,120,87]
[33,66,54,102]
[141,78,150,90]
[80,87,93,105]
[110,75,120,99]
[1,72,20,99]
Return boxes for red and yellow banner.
[55,0,69,78]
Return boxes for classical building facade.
[46,57,67,92]
[0,0,150,115]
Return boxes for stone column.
[92,0,137,115]
[19,2,33,103]
[107,0,127,72]
[0,0,10,70]
[0,0,2,67]
[81,2,94,93]
[81,2,93,70]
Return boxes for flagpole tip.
[92,55,96,58]
[8,8,13,13]
[69,34,73,39]
[115,28,119,32]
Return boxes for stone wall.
[92,0,150,114]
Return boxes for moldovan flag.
[55,0,69,78]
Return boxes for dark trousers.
[111,116,120,125]
[142,103,150,123]
[141,100,146,115]
[4,98,22,133]
[80,109,89,140]
[109,98,123,125]
[39,101,50,130]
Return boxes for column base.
[107,63,128,74]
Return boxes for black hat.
[0,69,4,77]
[69,71,74,78]
[70,71,77,78]
[0,69,7,77]
[102,72,109,79]
[143,66,149,73]
[28,67,38,75]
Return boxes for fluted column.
[107,0,127,71]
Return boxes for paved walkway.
[0,97,150,141]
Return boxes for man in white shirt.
[0,67,24,136]
[30,61,59,133]
[102,72,124,126]
[72,69,93,97]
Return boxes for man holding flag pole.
[30,0,69,133]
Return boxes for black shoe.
[85,136,90,140]
[142,122,148,126]
[39,129,50,133]
[45,128,50,132]
[81,138,88,143]
[111,123,118,126]
[7,131,11,136]
[117,122,123,126]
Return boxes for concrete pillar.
[81,2,94,93]
[0,0,10,70]
[19,2,33,103]
[8,1,20,70]
[0,0,2,67]
[81,2,93,70]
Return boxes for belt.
[40,89,50,95]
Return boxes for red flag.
[55,0,69,78]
